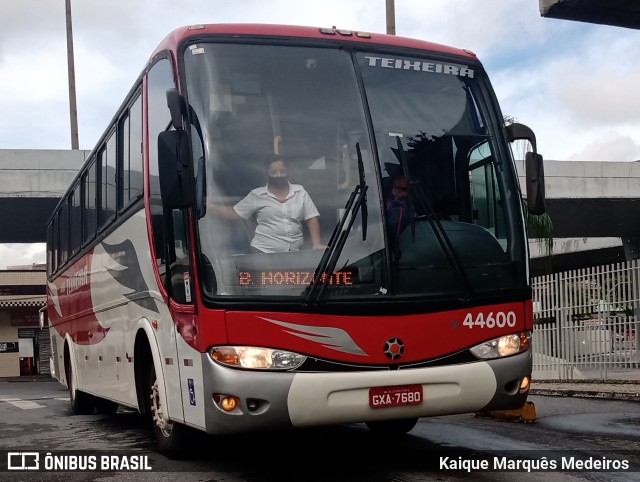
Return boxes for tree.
[523,198,554,272]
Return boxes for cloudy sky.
[1,0,639,269]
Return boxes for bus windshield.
[182,42,527,301]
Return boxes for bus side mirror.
[506,122,546,215]
[158,130,194,209]
[525,152,546,215]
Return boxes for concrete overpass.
[515,159,640,273]
[519,160,640,238]
[0,149,89,242]
[540,0,640,30]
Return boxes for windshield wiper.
[358,143,368,240]
[394,136,474,301]
[305,143,368,306]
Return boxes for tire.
[66,359,95,415]
[95,397,119,416]
[146,363,191,457]
[365,418,418,435]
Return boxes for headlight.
[209,346,307,370]
[469,332,530,359]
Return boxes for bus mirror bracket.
[166,88,185,130]
[158,130,194,209]
[506,122,537,153]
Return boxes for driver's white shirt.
[233,182,320,253]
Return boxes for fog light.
[213,393,240,412]
[221,396,238,412]
[520,376,530,391]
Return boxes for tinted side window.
[84,159,97,243]
[99,132,117,228]
[48,219,57,275]
[129,94,144,202]
[59,202,69,266]
[147,57,193,303]
[148,59,174,198]
[70,182,82,255]
[147,58,176,277]
[120,92,143,210]
[120,112,130,210]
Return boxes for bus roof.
[150,23,478,61]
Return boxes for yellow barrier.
[476,401,537,423]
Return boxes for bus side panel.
[174,308,228,430]
[94,210,183,418]
[175,327,207,430]
[47,209,184,419]
[107,210,186,422]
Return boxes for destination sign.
[238,269,356,287]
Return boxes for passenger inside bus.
[210,155,326,253]
[382,167,412,258]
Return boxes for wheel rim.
[150,379,173,438]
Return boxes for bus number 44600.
[462,311,517,329]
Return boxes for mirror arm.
[166,88,186,130]
[506,122,537,154]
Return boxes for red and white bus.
[46,23,545,454]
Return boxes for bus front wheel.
[146,364,190,457]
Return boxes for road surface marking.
[0,397,45,410]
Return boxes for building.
[0,265,49,377]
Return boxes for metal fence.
[531,259,640,380]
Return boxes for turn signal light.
[520,376,530,391]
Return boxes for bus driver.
[212,155,326,253]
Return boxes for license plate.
[369,384,423,408]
